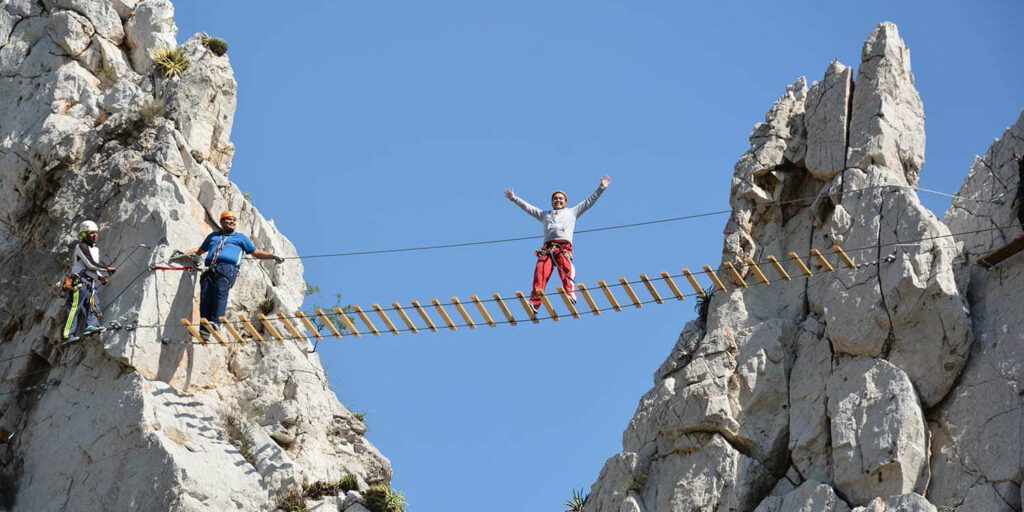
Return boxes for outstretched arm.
[571,175,610,217]
[505,188,543,220]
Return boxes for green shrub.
[564,487,589,512]
[352,412,365,423]
[694,286,714,328]
[338,473,358,493]
[151,47,189,79]
[200,32,229,56]
[276,488,308,512]
[363,484,406,512]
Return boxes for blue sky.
[173,2,1023,510]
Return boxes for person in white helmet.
[60,220,116,340]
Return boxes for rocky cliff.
[586,22,1023,512]
[0,1,389,510]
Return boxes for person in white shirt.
[61,220,116,340]
[505,175,610,312]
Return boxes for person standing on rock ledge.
[61,220,117,341]
[505,175,610,313]
[1014,152,1024,237]
[183,211,284,338]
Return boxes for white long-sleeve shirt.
[510,185,606,243]
[71,242,110,280]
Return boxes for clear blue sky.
[174,2,1022,510]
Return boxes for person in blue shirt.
[183,210,283,336]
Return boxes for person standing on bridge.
[505,175,610,313]
[182,211,284,338]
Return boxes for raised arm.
[505,188,543,221]
[571,175,610,217]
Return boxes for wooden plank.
[538,291,559,321]
[788,252,813,276]
[681,268,706,298]
[723,262,747,289]
[430,299,457,331]
[450,297,476,329]
[577,284,600,316]
[556,286,581,319]
[238,314,265,343]
[219,316,246,343]
[492,294,517,326]
[470,295,496,327]
[391,302,419,334]
[744,258,770,285]
[276,311,305,342]
[257,313,285,343]
[766,255,792,281]
[180,318,206,345]
[832,245,856,268]
[334,306,362,337]
[659,272,685,301]
[639,274,663,304]
[373,304,400,335]
[619,277,643,308]
[294,311,323,341]
[199,318,226,345]
[702,265,727,292]
[810,249,835,271]
[352,305,380,336]
[314,307,342,338]
[597,280,622,312]
[515,291,539,323]
[977,236,1024,268]
[410,300,437,332]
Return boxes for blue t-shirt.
[199,231,257,267]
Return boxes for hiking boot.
[83,325,102,334]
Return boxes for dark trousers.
[200,263,238,327]
[62,278,100,339]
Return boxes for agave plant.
[564,487,589,512]
[694,286,715,328]
[151,47,189,79]
[200,32,229,56]
[363,484,406,512]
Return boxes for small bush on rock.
[363,484,406,512]
[151,47,189,79]
[200,32,229,56]
[276,487,308,512]
[564,488,589,512]
[694,286,714,328]
[338,473,359,493]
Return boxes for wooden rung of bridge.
[832,245,856,268]
[470,295,496,327]
[723,262,747,289]
[766,256,791,281]
[556,286,580,319]
[492,294,516,326]
[410,300,438,332]
[538,291,559,321]
[431,299,457,331]
[276,311,305,342]
[659,272,684,301]
[372,304,400,335]
[181,319,206,345]
[744,258,770,285]
[450,297,476,329]
[392,302,419,334]
[681,269,706,298]
[597,280,621,312]
[200,318,226,345]
[619,278,642,308]
[219,316,246,343]
[314,307,342,338]
[639,274,663,304]
[352,305,380,336]
[577,284,600,315]
[702,265,727,292]
[515,291,539,323]
[810,249,835,271]
[258,313,285,342]
[239,314,264,343]
[335,306,362,337]
[788,252,813,277]
[294,311,323,341]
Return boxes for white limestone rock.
[43,0,124,43]
[828,357,927,506]
[804,59,851,180]
[47,10,95,57]
[847,22,925,186]
[787,316,831,483]
[851,493,936,512]
[124,0,176,73]
[754,480,850,512]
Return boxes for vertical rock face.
[584,21,990,512]
[0,1,389,510]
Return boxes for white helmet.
[79,220,98,233]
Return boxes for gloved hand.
[272,255,285,264]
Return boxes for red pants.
[531,240,576,308]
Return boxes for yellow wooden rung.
[744,258,770,285]
[702,265,727,292]
[450,297,476,329]
[410,300,437,332]
[373,304,400,335]
[639,274,663,304]
[294,310,323,341]
[334,306,362,337]
[492,293,517,326]
[659,272,684,301]
[276,311,306,342]
[515,291,539,323]
[470,295,496,327]
[619,277,643,308]
[577,283,600,316]
[199,318,226,345]
[314,307,342,338]
[810,249,835,271]
[681,268,706,298]
[766,256,791,281]
[258,313,285,343]
[556,286,580,319]
[788,252,813,277]
[391,302,419,334]
[219,316,246,343]
[430,299,457,331]
[352,305,380,336]
[238,314,264,343]
[538,291,559,321]
[833,244,856,268]
[181,318,206,345]
[597,280,622,312]
[723,262,747,289]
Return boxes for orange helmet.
[220,210,236,220]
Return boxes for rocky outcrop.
[584,21,998,511]
[0,1,388,510]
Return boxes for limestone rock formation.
[0,1,389,510]
[584,21,1019,512]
